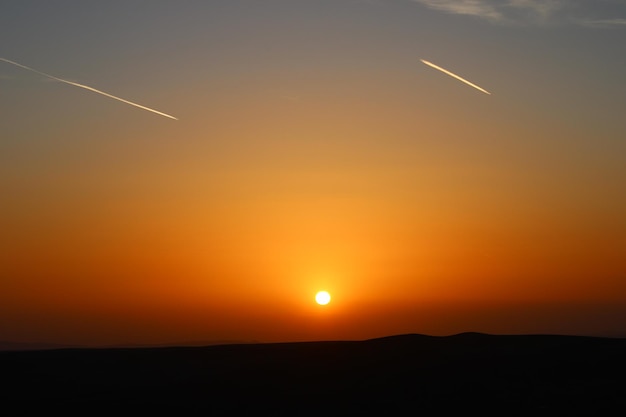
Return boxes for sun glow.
[315,291,331,305]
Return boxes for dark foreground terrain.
[3,333,625,415]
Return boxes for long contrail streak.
[420,59,491,95]
[1,57,178,120]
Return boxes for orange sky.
[1,1,625,346]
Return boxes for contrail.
[420,59,491,95]
[0,57,178,120]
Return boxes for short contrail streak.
[420,59,491,95]
[1,57,178,120]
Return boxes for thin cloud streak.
[507,0,563,20]
[580,18,626,28]
[412,0,626,28]
[412,0,564,20]
[420,59,491,95]
[413,0,503,21]
[0,57,178,120]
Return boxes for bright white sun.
[315,291,331,305]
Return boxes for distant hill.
[0,339,258,351]
[2,333,625,415]
[0,340,81,351]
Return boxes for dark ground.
[3,333,625,415]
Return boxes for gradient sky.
[1,0,625,346]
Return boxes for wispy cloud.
[507,0,563,20]
[412,0,505,22]
[0,57,178,120]
[579,18,626,28]
[410,0,626,27]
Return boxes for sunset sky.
[1,0,625,347]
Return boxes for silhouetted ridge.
[0,340,82,351]
[450,331,493,337]
[365,333,434,342]
[2,333,625,415]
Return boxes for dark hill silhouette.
[0,340,83,351]
[2,333,625,415]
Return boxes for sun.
[315,291,331,305]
